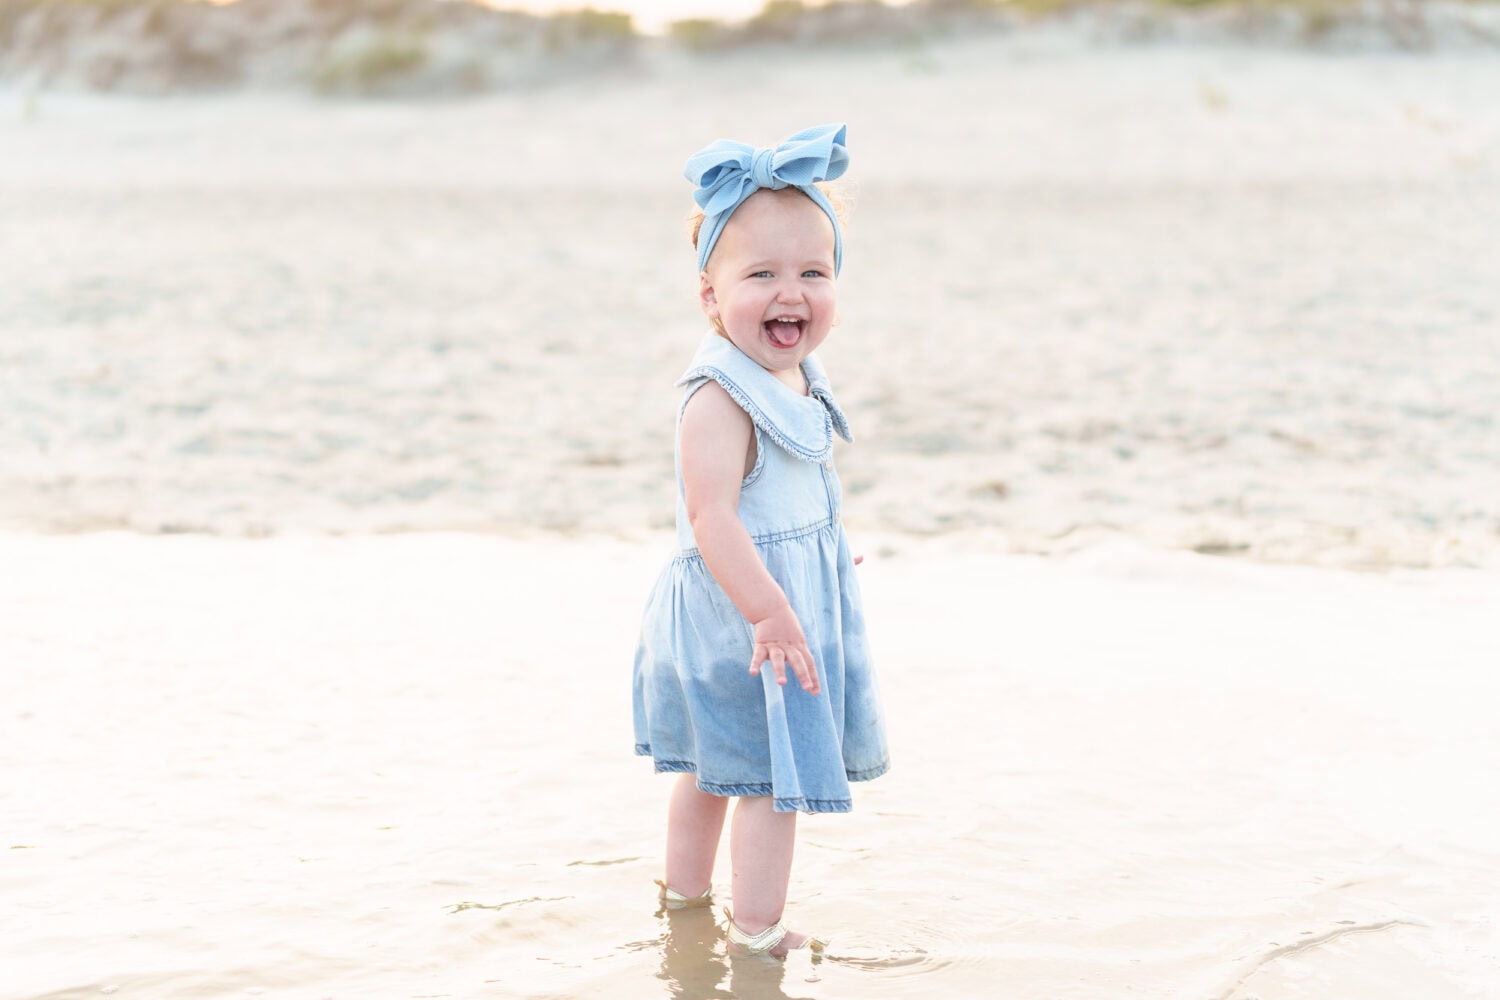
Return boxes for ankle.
[656,879,713,908]
[726,910,780,936]
[724,907,823,958]
[661,879,710,898]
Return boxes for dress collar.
[676,333,854,464]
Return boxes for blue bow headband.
[685,122,849,276]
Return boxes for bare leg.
[664,774,728,897]
[729,795,810,955]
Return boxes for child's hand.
[750,605,820,696]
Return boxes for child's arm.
[679,382,821,696]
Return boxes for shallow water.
[4,532,1499,999]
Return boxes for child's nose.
[775,280,804,302]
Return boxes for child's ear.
[698,272,719,321]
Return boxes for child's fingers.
[792,650,828,695]
[767,645,789,686]
[750,643,790,686]
[750,641,820,694]
[787,647,820,695]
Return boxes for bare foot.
[768,927,818,958]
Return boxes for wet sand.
[3,530,1499,998]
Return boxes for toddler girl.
[632,123,890,959]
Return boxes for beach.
[3,27,1500,1000]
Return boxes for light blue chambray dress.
[632,334,890,814]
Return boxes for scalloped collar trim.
[676,333,853,464]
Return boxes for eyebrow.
[744,258,834,270]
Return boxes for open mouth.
[764,317,804,348]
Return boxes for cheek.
[727,296,765,322]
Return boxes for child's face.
[699,188,838,386]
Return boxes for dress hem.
[634,744,887,814]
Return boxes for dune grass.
[1,0,1493,94]
[312,28,428,93]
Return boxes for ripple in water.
[810,899,1008,983]
[820,912,956,978]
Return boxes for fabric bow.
[685,123,849,275]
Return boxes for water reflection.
[656,904,816,1000]
[658,905,731,1000]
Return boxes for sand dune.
[2,0,1498,96]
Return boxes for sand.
[2,41,1498,567]
[3,32,1500,1000]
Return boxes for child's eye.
[802,269,826,278]
[752,270,774,278]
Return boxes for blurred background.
[2,0,1498,569]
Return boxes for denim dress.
[633,334,890,814]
